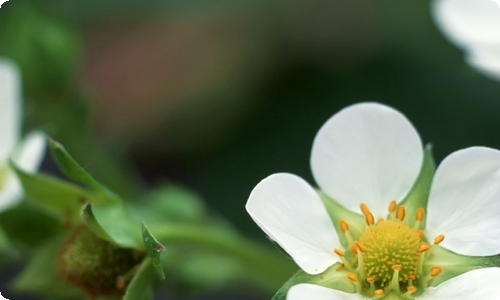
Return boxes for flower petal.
[311,103,423,219]
[12,131,47,173]
[432,0,500,49]
[0,174,23,212]
[287,284,362,300]
[0,58,22,163]
[466,46,500,81]
[426,147,500,256]
[416,268,500,300]
[246,173,341,274]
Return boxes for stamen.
[374,289,384,297]
[389,264,402,292]
[388,200,397,220]
[417,230,424,239]
[335,264,344,271]
[356,249,366,280]
[415,208,425,221]
[388,200,397,213]
[340,220,349,233]
[396,206,406,221]
[367,276,377,294]
[347,273,358,282]
[430,266,442,277]
[335,248,353,270]
[360,203,370,216]
[418,242,430,253]
[354,241,364,253]
[434,235,445,245]
[334,249,345,257]
[423,266,443,288]
[347,273,362,293]
[405,286,417,296]
[414,208,425,229]
[339,220,354,246]
[360,203,375,226]
[365,212,375,226]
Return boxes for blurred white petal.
[12,131,47,173]
[0,58,22,163]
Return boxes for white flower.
[0,58,46,212]
[246,103,500,299]
[432,0,500,81]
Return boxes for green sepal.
[82,203,114,243]
[49,139,120,202]
[91,202,142,249]
[10,161,107,223]
[271,264,355,300]
[425,246,500,287]
[400,145,435,228]
[319,191,365,248]
[49,140,142,249]
[142,223,166,280]
[123,258,154,300]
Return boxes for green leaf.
[271,264,355,300]
[142,223,166,280]
[10,162,106,222]
[122,258,154,300]
[400,145,436,228]
[49,139,120,202]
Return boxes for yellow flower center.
[360,220,420,288]
[335,201,444,299]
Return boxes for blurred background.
[1,0,500,299]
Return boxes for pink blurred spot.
[155,245,164,252]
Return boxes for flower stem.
[148,224,296,293]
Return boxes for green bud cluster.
[58,225,144,298]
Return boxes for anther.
[360,203,370,216]
[334,249,345,257]
[434,235,445,245]
[417,230,424,239]
[418,242,430,253]
[407,274,415,281]
[367,276,377,294]
[388,200,397,213]
[391,264,402,271]
[347,273,362,293]
[389,264,402,292]
[430,267,442,277]
[396,206,406,221]
[365,212,375,226]
[339,220,349,233]
[406,286,417,295]
[354,241,363,253]
[335,264,344,271]
[339,220,354,246]
[374,289,384,297]
[415,208,425,222]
